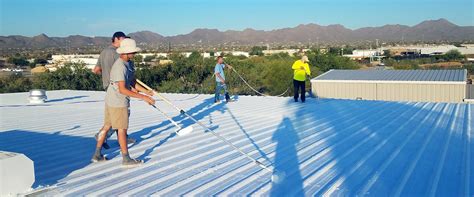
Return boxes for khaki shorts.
[104,104,130,129]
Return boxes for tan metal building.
[311,69,468,103]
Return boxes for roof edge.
[310,79,466,85]
[312,69,468,83]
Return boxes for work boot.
[91,154,106,162]
[225,93,231,103]
[122,153,143,168]
[91,148,106,162]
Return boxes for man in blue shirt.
[214,56,233,103]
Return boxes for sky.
[0,0,473,37]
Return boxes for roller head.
[271,171,286,183]
[176,126,193,136]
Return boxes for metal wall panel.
[312,81,466,103]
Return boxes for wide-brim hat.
[116,38,141,54]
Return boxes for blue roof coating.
[313,69,467,82]
[0,90,473,196]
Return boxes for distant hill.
[1,18,473,49]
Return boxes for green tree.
[249,46,266,56]
[7,56,29,67]
[32,62,101,91]
[307,52,359,72]
[443,50,464,61]
[328,47,342,56]
[0,53,365,97]
[383,50,392,58]
[34,58,48,64]
[188,51,203,65]
[262,58,294,96]
[143,55,156,62]
[463,64,474,75]
[132,55,144,66]
[0,73,32,93]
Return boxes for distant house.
[311,69,468,103]
[343,50,381,60]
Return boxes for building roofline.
[310,79,466,85]
[312,69,467,83]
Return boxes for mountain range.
[1,18,473,49]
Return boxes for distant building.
[139,53,168,59]
[343,50,382,60]
[51,54,100,61]
[51,54,100,70]
[209,51,250,57]
[263,49,309,56]
[311,69,468,103]
[384,44,474,56]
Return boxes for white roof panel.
[0,90,472,196]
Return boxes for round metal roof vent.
[29,89,47,104]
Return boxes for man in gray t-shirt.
[106,58,135,107]
[95,45,119,90]
[93,38,155,167]
[93,32,135,148]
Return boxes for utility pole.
[376,39,380,56]
[369,41,373,63]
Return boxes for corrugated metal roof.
[313,69,467,82]
[0,90,473,196]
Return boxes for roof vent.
[29,89,47,104]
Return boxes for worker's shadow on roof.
[270,116,304,196]
[271,98,454,195]
[0,129,94,188]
